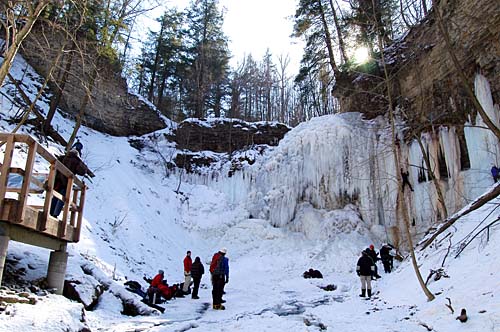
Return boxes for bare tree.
[371,0,435,301]
[276,54,291,123]
[0,1,54,88]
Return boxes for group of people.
[150,247,230,311]
[356,243,395,298]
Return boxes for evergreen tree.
[346,0,397,51]
[183,0,230,118]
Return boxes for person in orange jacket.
[182,250,192,294]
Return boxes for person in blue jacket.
[210,248,229,310]
[491,165,499,183]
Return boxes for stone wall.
[21,24,166,137]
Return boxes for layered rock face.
[172,118,290,153]
[334,0,500,130]
[21,24,166,137]
[170,118,290,173]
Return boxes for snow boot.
[213,304,226,310]
[359,289,366,297]
[367,289,372,298]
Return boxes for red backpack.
[209,253,223,274]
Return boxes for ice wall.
[185,74,499,243]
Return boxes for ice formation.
[186,74,499,244]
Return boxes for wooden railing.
[0,133,86,242]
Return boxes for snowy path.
[85,248,425,332]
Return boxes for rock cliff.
[171,118,290,153]
[334,0,500,133]
[21,24,166,137]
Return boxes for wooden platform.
[0,133,87,246]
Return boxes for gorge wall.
[184,0,500,246]
[21,24,166,137]
[334,0,499,131]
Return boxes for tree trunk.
[328,0,348,64]
[420,182,500,250]
[66,69,97,152]
[147,19,166,103]
[45,42,75,133]
[422,0,428,16]
[317,0,339,76]
[372,0,435,302]
[11,42,65,134]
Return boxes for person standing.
[50,149,94,217]
[71,139,83,156]
[356,250,375,298]
[366,244,381,279]
[380,243,394,273]
[191,256,204,299]
[183,250,192,294]
[210,248,229,310]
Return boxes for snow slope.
[0,52,499,332]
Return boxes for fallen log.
[80,262,158,316]
[419,183,500,250]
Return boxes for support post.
[0,224,10,287]
[47,244,68,295]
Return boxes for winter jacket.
[184,255,192,273]
[222,256,229,278]
[191,258,205,279]
[492,166,499,177]
[356,254,375,276]
[151,273,165,288]
[380,245,393,260]
[54,150,92,190]
[210,252,229,277]
[366,248,379,263]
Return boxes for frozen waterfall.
[185,74,499,244]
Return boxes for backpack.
[210,253,224,275]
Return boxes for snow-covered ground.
[0,53,499,332]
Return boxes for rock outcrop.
[21,23,166,137]
[171,118,290,153]
[334,0,500,134]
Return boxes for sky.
[155,0,305,73]
[219,0,303,71]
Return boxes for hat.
[220,247,227,254]
[158,269,164,275]
[369,244,374,250]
